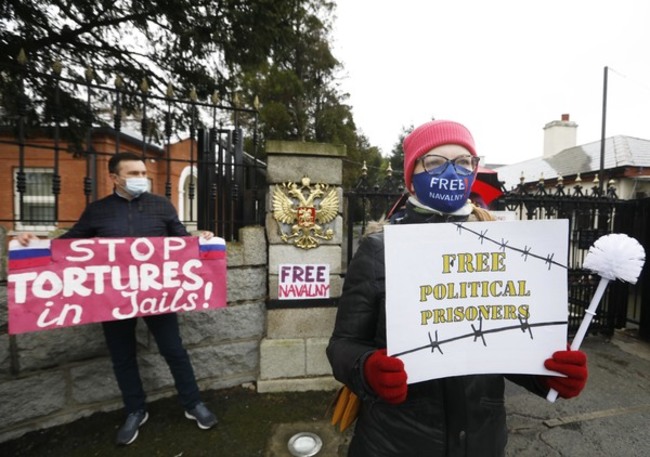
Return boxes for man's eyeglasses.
[417,154,480,176]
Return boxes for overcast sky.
[332,0,650,165]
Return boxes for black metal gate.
[343,174,649,339]
[1,63,265,241]
[613,197,650,339]
[196,128,265,241]
[497,182,647,338]
[343,165,404,267]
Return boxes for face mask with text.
[411,165,475,213]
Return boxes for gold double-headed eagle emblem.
[272,177,339,249]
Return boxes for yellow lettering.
[457,253,474,273]
[458,282,468,299]
[433,283,447,300]
[447,282,458,299]
[441,254,456,274]
[504,305,517,319]
[518,280,530,296]
[480,281,490,297]
[419,285,433,302]
[489,281,503,297]
[518,304,530,319]
[418,304,533,325]
[475,252,489,271]
[443,251,508,273]
[492,252,507,271]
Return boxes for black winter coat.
[326,204,547,457]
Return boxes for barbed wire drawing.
[454,222,567,271]
[393,315,567,358]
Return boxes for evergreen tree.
[0,0,296,134]
[235,0,383,187]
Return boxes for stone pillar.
[258,140,345,393]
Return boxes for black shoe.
[116,410,148,445]
[185,402,218,430]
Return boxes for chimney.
[543,114,578,158]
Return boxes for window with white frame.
[14,167,57,231]
[179,165,198,231]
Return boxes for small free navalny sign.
[278,264,330,300]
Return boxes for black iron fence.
[1,63,265,241]
[344,171,649,339]
[496,178,647,338]
[344,162,404,266]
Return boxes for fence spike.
[17,49,27,65]
[52,60,62,76]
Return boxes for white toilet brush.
[546,233,646,402]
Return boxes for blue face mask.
[124,177,149,197]
[411,165,475,213]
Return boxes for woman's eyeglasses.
[417,154,480,176]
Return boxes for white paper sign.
[385,219,569,384]
[278,264,330,300]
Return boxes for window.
[14,168,57,231]
[179,165,198,231]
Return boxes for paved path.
[505,331,650,457]
[266,331,650,456]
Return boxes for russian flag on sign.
[8,239,53,270]
[198,236,226,260]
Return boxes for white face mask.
[123,177,149,197]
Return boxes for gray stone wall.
[0,225,267,443]
[258,140,345,393]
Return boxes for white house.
[496,114,650,199]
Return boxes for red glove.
[363,349,408,404]
[542,350,588,399]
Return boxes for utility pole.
[598,66,608,194]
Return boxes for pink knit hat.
[402,120,477,190]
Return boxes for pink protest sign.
[7,236,227,335]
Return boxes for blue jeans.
[102,313,201,414]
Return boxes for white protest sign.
[278,264,330,300]
[385,219,568,384]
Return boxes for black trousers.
[102,313,201,414]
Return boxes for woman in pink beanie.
[327,119,589,456]
[401,119,481,217]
